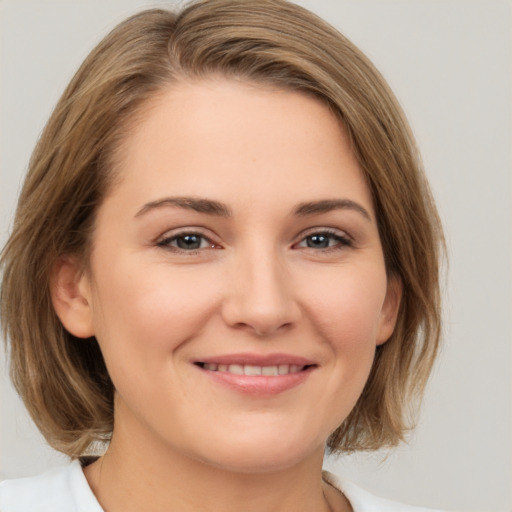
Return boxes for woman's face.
[66,78,400,472]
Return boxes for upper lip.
[195,353,317,367]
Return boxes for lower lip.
[197,366,315,396]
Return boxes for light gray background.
[1,1,511,511]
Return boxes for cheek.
[295,269,387,437]
[300,263,388,349]
[88,253,223,361]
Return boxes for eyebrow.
[293,199,372,221]
[135,196,232,218]
[135,196,372,222]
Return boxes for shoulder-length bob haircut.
[1,0,443,458]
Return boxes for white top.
[0,461,446,512]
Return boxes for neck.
[84,422,348,512]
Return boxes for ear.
[376,275,403,346]
[50,256,95,338]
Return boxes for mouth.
[193,354,317,395]
[194,362,314,376]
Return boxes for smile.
[196,363,308,376]
[193,354,317,395]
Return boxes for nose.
[221,248,301,337]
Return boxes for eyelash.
[293,229,352,252]
[156,228,352,254]
[156,231,218,254]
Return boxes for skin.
[52,78,401,512]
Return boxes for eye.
[295,230,352,250]
[157,232,219,252]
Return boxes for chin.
[189,429,325,474]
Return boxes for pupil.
[307,235,329,248]
[177,235,201,250]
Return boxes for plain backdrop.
[1,1,511,511]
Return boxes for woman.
[0,1,444,510]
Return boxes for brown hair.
[1,0,443,458]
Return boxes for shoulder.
[0,461,103,512]
[323,470,448,512]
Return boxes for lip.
[193,353,317,396]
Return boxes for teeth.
[228,364,244,375]
[202,363,304,375]
[262,366,279,376]
[244,365,262,376]
[278,364,289,375]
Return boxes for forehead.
[105,77,374,217]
